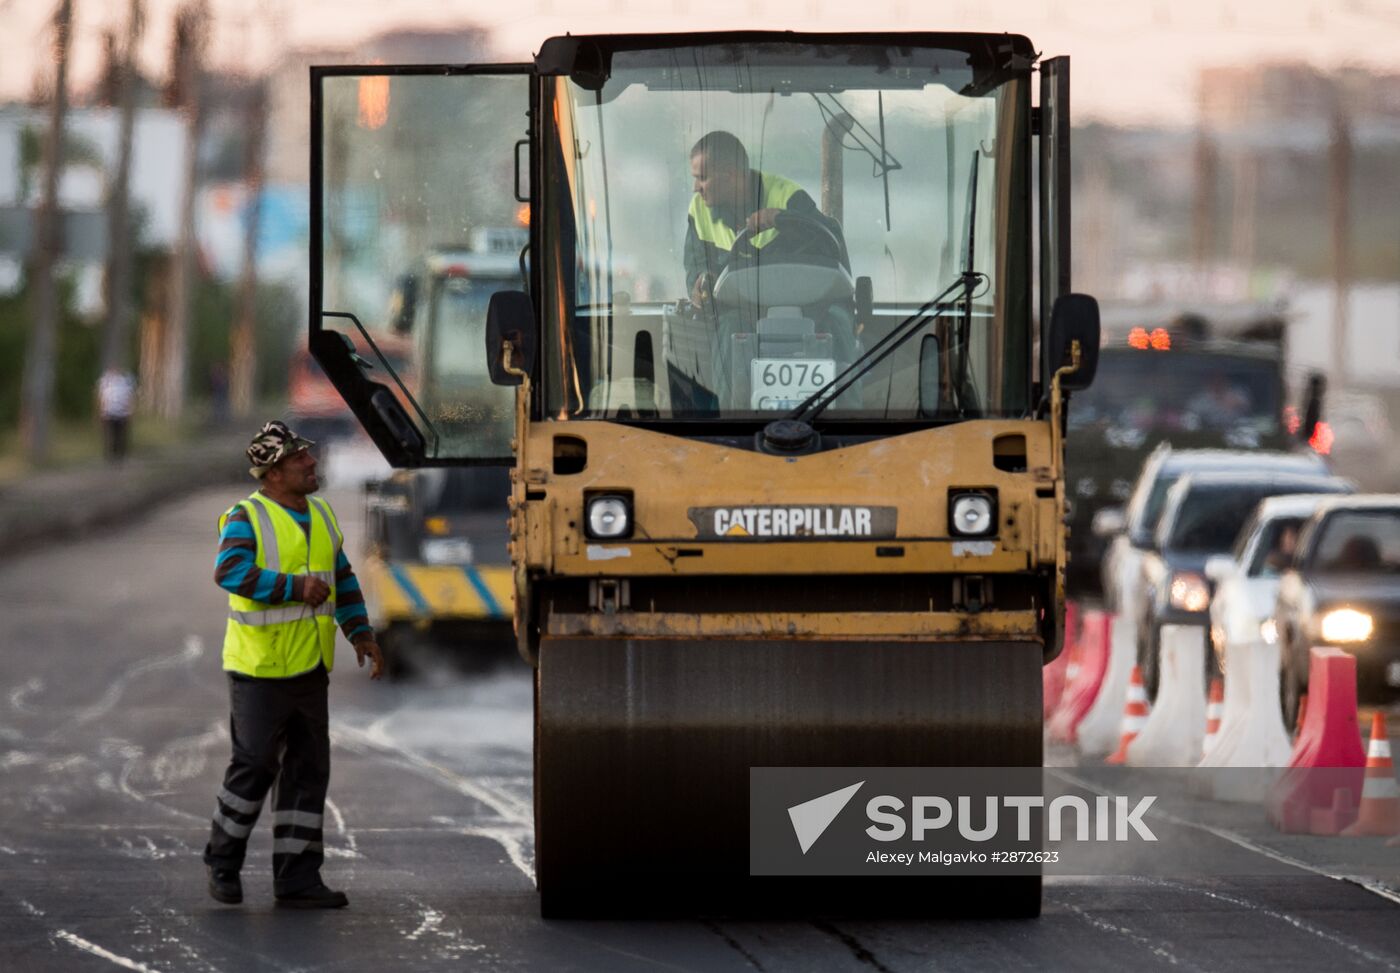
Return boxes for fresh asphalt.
[4,485,1400,972]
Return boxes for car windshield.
[1310,510,1400,575]
[1127,457,1326,546]
[540,40,1031,423]
[1164,483,1337,554]
[429,276,517,380]
[1069,350,1282,441]
[419,467,512,514]
[1245,516,1306,577]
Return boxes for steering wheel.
[727,210,844,268]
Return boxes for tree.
[19,0,74,464]
[101,0,144,374]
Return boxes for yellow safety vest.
[688,170,803,252]
[219,492,344,678]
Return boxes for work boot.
[275,882,349,909]
[207,866,243,905]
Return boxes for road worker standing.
[203,420,383,908]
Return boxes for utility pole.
[1328,83,1352,387]
[1190,128,1218,273]
[101,0,143,373]
[19,0,74,465]
[230,78,267,418]
[157,0,208,420]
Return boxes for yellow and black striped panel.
[361,556,514,624]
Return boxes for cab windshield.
[541,40,1031,423]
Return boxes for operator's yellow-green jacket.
[683,169,848,293]
[217,491,349,678]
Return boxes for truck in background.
[357,232,526,672]
[1064,300,1324,598]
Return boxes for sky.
[3,0,1400,124]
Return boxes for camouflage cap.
[246,420,315,478]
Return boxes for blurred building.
[0,105,187,315]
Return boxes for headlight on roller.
[949,491,996,537]
[1169,571,1211,613]
[586,495,632,539]
[1319,608,1373,643]
[1260,618,1279,645]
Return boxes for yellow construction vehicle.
[309,32,1099,917]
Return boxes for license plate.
[750,358,835,410]
[1387,661,1400,688]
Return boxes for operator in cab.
[683,131,853,407]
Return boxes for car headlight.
[1259,618,1279,645]
[421,538,474,565]
[586,495,632,539]
[1168,571,1210,613]
[949,491,996,537]
[1319,608,1373,643]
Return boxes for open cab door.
[310,65,533,466]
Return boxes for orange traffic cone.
[1343,712,1399,837]
[1202,677,1224,758]
[1105,666,1150,765]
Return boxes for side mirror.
[1301,371,1326,445]
[390,274,418,335]
[855,275,873,327]
[1091,506,1127,539]
[917,333,940,418]
[1047,293,1100,392]
[1204,555,1236,583]
[485,290,537,386]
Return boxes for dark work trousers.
[102,417,129,463]
[203,663,330,896]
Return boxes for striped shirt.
[214,496,372,643]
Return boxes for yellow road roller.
[309,31,1099,917]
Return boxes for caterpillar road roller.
[309,31,1099,917]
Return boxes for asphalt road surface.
[5,484,1400,972]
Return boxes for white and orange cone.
[1202,677,1224,759]
[1344,712,1399,837]
[1105,665,1150,765]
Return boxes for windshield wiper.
[811,92,902,228]
[789,149,984,425]
[785,272,981,425]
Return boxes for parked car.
[1133,471,1351,699]
[1205,492,1356,674]
[1274,495,1400,729]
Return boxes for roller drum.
[535,637,1043,917]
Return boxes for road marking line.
[1060,902,1204,971]
[330,721,535,882]
[324,797,360,858]
[1129,876,1400,970]
[54,930,163,972]
[1050,768,1400,909]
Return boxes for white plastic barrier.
[1200,637,1293,770]
[1076,613,1135,756]
[1126,625,1206,767]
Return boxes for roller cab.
[310,32,1097,917]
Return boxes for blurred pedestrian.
[203,420,383,909]
[96,365,136,463]
[208,361,230,426]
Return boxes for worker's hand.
[301,577,331,607]
[689,272,713,308]
[746,208,782,233]
[354,638,384,681]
